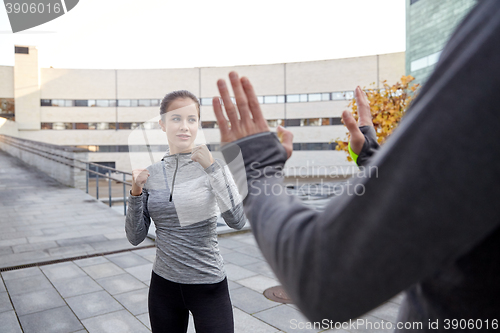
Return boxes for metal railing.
[0,135,133,215]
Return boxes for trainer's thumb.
[277,125,293,159]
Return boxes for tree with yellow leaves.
[335,75,419,161]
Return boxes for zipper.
[169,153,179,202]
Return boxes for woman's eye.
[172,118,180,121]
[189,119,197,123]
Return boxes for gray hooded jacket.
[125,148,247,284]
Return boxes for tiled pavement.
[0,150,404,332]
[1,232,404,333]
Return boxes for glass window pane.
[331,92,344,100]
[41,99,52,106]
[119,123,132,130]
[88,123,97,130]
[88,100,96,107]
[321,118,330,126]
[96,122,109,130]
[74,100,88,107]
[284,119,301,126]
[287,94,299,103]
[118,99,131,107]
[41,122,52,129]
[52,122,64,129]
[131,100,138,107]
[109,123,117,130]
[96,100,109,107]
[138,99,151,107]
[308,94,321,102]
[300,94,308,102]
[345,91,354,99]
[277,95,285,103]
[264,96,277,104]
[109,99,116,107]
[151,99,160,106]
[322,93,330,101]
[202,121,218,128]
[52,100,61,107]
[75,123,89,130]
[257,96,264,104]
[65,100,73,107]
[202,98,212,106]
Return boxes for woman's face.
[159,98,199,154]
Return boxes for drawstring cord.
[169,153,179,202]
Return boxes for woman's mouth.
[177,134,191,140]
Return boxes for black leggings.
[148,271,234,333]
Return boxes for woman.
[125,90,247,333]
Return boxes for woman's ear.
[158,119,165,132]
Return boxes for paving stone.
[0,291,14,313]
[82,262,125,280]
[96,273,147,295]
[19,306,83,333]
[105,252,151,269]
[125,263,153,282]
[234,244,265,258]
[223,251,263,266]
[224,263,258,281]
[253,304,322,333]
[4,274,53,296]
[10,288,66,316]
[1,267,42,281]
[217,245,234,255]
[0,278,5,292]
[51,275,103,298]
[365,301,400,323]
[66,290,124,320]
[243,260,277,279]
[236,274,279,294]
[136,313,151,330]
[233,307,279,333]
[0,246,13,255]
[48,244,96,257]
[74,256,110,267]
[217,238,247,249]
[227,279,243,291]
[132,247,156,258]
[40,262,87,282]
[114,288,149,315]
[0,310,23,333]
[229,286,279,314]
[81,309,151,333]
[11,241,58,253]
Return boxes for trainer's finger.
[277,125,293,159]
[342,110,365,154]
[213,97,230,139]
[228,72,252,123]
[217,79,240,132]
[241,76,268,130]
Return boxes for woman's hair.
[159,90,200,121]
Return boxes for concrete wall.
[0,135,88,190]
[0,66,14,98]
[0,117,19,137]
[14,46,41,130]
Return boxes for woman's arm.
[125,187,152,246]
[204,160,247,230]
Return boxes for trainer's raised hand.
[341,86,373,155]
[213,71,293,159]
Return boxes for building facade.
[405,0,476,86]
[0,46,404,180]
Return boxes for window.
[287,94,299,103]
[51,99,64,107]
[41,123,52,129]
[118,99,131,107]
[109,99,116,107]
[151,99,160,106]
[331,92,344,100]
[299,94,308,102]
[41,99,52,106]
[75,123,89,130]
[257,96,264,104]
[74,100,88,107]
[308,94,321,102]
[96,100,109,107]
[15,46,29,54]
[201,98,212,106]
[277,95,285,103]
[138,99,151,107]
[88,100,96,107]
[264,96,277,104]
[119,123,132,130]
[96,123,109,130]
[301,118,320,126]
[65,100,74,107]
[88,123,98,130]
[202,121,218,128]
[322,93,330,101]
[345,91,354,100]
[267,119,283,127]
[131,100,138,107]
[284,119,301,126]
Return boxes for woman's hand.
[341,86,373,155]
[131,168,150,196]
[191,144,214,169]
[277,125,293,160]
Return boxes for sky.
[0,0,406,69]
